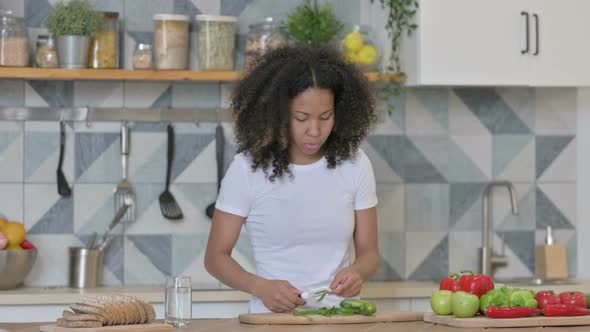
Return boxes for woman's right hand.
[256,279,306,313]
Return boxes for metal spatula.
[114,121,135,223]
[56,121,71,197]
[159,124,183,220]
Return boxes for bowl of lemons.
[342,25,379,71]
[0,219,37,289]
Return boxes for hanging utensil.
[86,232,97,249]
[56,121,71,197]
[206,124,224,219]
[159,124,183,220]
[96,197,131,251]
[114,121,135,223]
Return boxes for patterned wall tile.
[24,0,48,28]
[25,81,74,107]
[448,231,480,275]
[0,184,24,222]
[376,183,404,232]
[24,122,75,185]
[74,184,122,235]
[496,88,535,133]
[0,80,25,106]
[405,184,449,232]
[124,82,171,108]
[0,122,24,183]
[536,136,575,180]
[534,88,577,135]
[449,182,486,231]
[409,136,449,181]
[373,231,404,281]
[449,90,490,135]
[172,83,221,108]
[75,131,121,183]
[453,88,531,135]
[497,231,535,274]
[536,183,576,229]
[495,183,535,232]
[538,137,576,182]
[405,88,448,135]
[403,137,445,183]
[450,135,491,181]
[124,236,168,285]
[172,233,219,288]
[24,234,82,287]
[407,233,448,280]
[124,0,174,32]
[493,135,534,181]
[74,82,124,107]
[25,184,73,234]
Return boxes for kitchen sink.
[494,277,577,286]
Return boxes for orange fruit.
[5,243,22,251]
[0,218,7,229]
[2,222,26,245]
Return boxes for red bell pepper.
[485,306,541,319]
[559,291,587,308]
[439,272,459,292]
[458,270,495,298]
[535,290,561,310]
[544,304,590,316]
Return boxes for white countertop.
[1,280,588,306]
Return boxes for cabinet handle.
[521,11,529,54]
[533,13,539,55]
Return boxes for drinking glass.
[165,276,192,327]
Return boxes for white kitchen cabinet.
[401,0,590,86]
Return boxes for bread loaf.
[63,294,157,326]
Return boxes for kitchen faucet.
[481,181,519,276]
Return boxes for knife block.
[535,243,568,280]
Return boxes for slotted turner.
[114,121,135,223]
[159,124,183,220]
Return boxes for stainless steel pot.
[57,35,90,69]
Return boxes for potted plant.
[283,0,343,46]
[46,0,102,69]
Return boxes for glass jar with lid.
[245,17,287,71]
[88,11,119,69]
[340,24,379,72]
[0,10,29,67]
[35,35,58,68]
[133,43,153,70]
[154,14,190,70]
[195,14,237,71]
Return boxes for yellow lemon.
[357,45,377,65]
[3,222,26,246]
[344,32,364,52]
[6,243,22,251]
[344,51,360,64]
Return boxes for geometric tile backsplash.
[0,0,578,288]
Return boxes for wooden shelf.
[0,67,405,83]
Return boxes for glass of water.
[165,276,192,327]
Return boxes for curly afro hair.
[231,45,377,181]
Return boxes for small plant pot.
[57,35,90,69]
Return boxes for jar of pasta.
[34,35,58,68]
[88,11,119,69]
[154,14,189,70]
[195,15,237,71]
[0,10,29,67]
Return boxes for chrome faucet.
[481,181,519,276]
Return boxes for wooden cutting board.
[239,311,423,325]
[39,323,173,332]
[424,312,590,328]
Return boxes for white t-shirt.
[215,148,378,313]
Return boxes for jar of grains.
[195,15,237,71]
[244,17,287,71]
[88,11,119,69]
[154,14,189,70]
[34,35,58,68]
[0,10,29,67]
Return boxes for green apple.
[451,291,480,318]
[431,290,453,315]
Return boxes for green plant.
[47,0,102,37]
[284,0,343,46]
[370,0,419,114]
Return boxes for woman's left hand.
[329,267,364,298]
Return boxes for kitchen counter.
[1,280,589,305]
[1,320,590,332]
[0,282,439,305]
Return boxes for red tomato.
[559,291,587,308]
[535,290,561,310]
